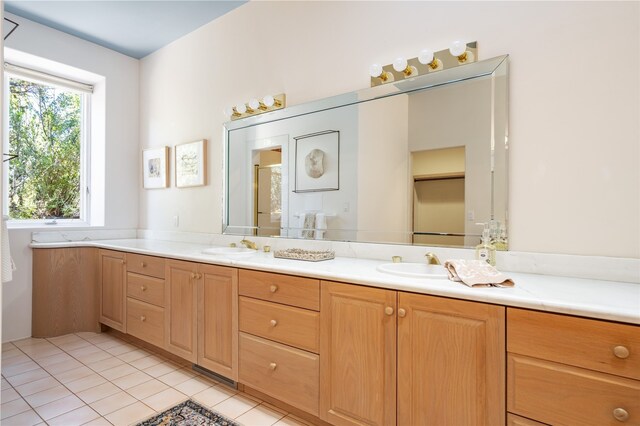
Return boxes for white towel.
[301,212,316,239]
[2,216,16,283]
[315,213,327,240]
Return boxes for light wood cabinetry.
[99,249,127,332]
[239,271,320,416]
[197,264,238,380]
[507,308,640,426]
[32,248,99,337]
[126,298,164,348]
[165,259,198,362]
[319,281,397,426]
[397,293,505,426]
[507,413,548,426]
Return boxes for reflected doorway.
[253,149,282,237]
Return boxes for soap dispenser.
[475,224,496,266]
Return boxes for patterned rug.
[137,399,239,426]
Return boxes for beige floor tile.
[21,345,63,360]
[157,368,195,387]
[273,414,313,426]
[192,385,236,407]
[54,366,94,384]
[2,353,33,367]
[112,370,153,390]
[76,382,121,404]
[1,408,43,426]
[24,384,72,407]
[6,368,50,387]
[68,344,103,358]
[47,404,101,426]
[2,342,16,351]
[104,401,155,426]
[142,388,188,412]
[1,387,21,403]
[3,347,25,360]
[13,337,48,348]
[1,397,32,419]
[82,416,112,425]
[55,339,92,352]
[35,352,74,367]
[143,361,178,378]
[74,350,113,365]
[1,377,12,390]
[89,391,137,416]
[235,404,286,426]
[86,356,124,373]
[126,378,169,400]
[213,394,260,420]
[33,394,85,420]
[2,360,40,377]
[48,334,84,345]
[128,355,164,370]
[117,348,151,363]
[94,339,123,350]
[15,376,61,397]
[99,364,138,381]
[45,359,84,375]
[104,343,138,356]
[75,332,104,340]
[66,374,108,393]
[174,376,212,396]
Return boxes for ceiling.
[4,0,247,59]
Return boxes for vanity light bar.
[369,41,478,87]
[225,94,286,121]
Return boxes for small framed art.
[142,146,169,189]
[294,130,339,192]
[175,139,207,188]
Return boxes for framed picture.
[142,146,169,189]
[175,139,207,188]
[294,130,339,192]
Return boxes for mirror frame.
[223,54,509,246]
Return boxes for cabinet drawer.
[126,298,164,348]
[239,297,319,353]
[508,308,640,380]
[239,270,319,311]
[127,273,165,307]
[507,414,548,426]
[239,333,319,416]
[127,253,165,279]
[508,355,640,426]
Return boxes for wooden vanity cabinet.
[165,259,199,362]
[319,280,505,426]
[98,249,127,332]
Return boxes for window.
[4,64,92,224]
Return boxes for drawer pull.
[140,315,146,322]
[398,308,406,318]
[270,319,278,327]
[190,272,196,279]
[141,262,146,267]
[384,306,394,316]
[270,285,278,293]
[269,362,277,370]
[140,285,147,291]
[613,346,630,359]
[613,408,629,422]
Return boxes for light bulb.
[263,95,275,107]
[248,98,260,110]
[392,57,408,73]
[418,49,434,65]
[236,103,247,114]
[449,40,466,57]
[223,106,234,117]
[369,63,383,78]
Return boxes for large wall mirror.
[224,55,508,249]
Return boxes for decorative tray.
[273,248,335,262]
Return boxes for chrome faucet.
[240,238,258,250]
[425,252,441,265]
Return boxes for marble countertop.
[31,238,640,325]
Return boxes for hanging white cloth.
[2,216,16,283]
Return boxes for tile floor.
[1,332,308,426]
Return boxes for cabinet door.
[98,249,127,332]
[198,264,238,380]
[320,281,396,426]
[165,260,198,362]
[397,293,505,426]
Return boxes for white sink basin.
[377,263,448,279]
[201,247,256,256]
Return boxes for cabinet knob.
[270,285,278,293]
[269,362,277,370]
[270,320,278,327]
[140,315,146,322]
[190,272,196,279]
[398,308,406,318]
[141,262,146,267]
[384,306,394,316]
[140,285,147,291]
[614,346,630,359]
[196,273,202,280]
[613,408,629,422]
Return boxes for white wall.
[139,1,639,259]
[2,13,139,342]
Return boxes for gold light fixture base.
[370,41,477,87]
[231,94,286,121]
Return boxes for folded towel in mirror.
[301,212,316,239]
[444,259,514,288]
